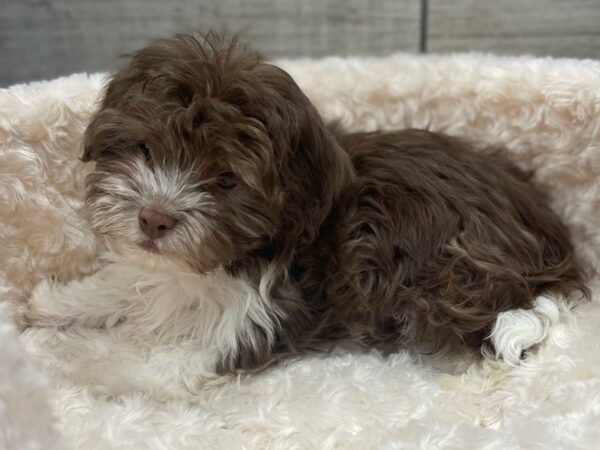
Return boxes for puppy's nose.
[138,207,177,239]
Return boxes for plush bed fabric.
[1,53,600,449]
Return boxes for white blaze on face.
[87,155,217,266]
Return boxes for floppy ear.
[80,107,143,163]
[81,142,94,162]
[81,109,104,162]
[80,125,96,162]
[251,64,355,247]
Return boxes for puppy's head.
[83,33,353,272]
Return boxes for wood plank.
[428,0,600,58]
[0,0,420,86]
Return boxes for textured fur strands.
[73,33,587,373]
[3,52,600,449]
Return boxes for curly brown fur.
[299,131,587,355]
[82,33,588,373]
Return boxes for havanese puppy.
[26,33,587,375]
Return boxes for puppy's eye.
[138,142,151,162]
[217,172,237,189]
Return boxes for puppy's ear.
[81,133,95,162]
[80,108,139,163]
[81,143,94,162]
[81,110,103,162]
[252,64,355,247]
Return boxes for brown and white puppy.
[28,33,587,374]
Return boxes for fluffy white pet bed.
[2,53,600,449]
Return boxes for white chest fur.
[25,257,281,384]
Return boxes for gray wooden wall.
[1,0,600,87]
